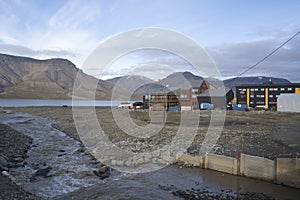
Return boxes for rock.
[93,166,110,180]
[34,166,52,177]
[0,155,8,171]
[99,166,110,174]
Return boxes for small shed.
[277,94,300,113]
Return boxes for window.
[254,88,259,91]
[256,95,264,98]
[192,94,197,98]
[250,88,254,91]
[180,94,187,98]
[280,88,285,91]
[269,88,278,91]
[192,88,198,92]
[250,101,254,104]
[250,95,254,98]
[288,88,292,91]
[261,88,265,91]
[269,95,273,98]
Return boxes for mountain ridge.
[0,53,293,100]
[0,53,123,100]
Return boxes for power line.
[237,30,300,77]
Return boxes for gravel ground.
[0,123,41,200]
[8,107,300,159]
[159,184,275,200]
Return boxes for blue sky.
[0,0,300,81]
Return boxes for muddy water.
[59,165,300,200]
[0,112,299,199]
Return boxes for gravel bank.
[9,107,300,159]
[0,123,41,200]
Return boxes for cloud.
[89,48,202,80]
[49,0,101,29]
[0,43,76,58]
[207,35,300,82]
[0,0,104,67]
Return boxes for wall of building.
[236,84,300,108]
[277,94,300,112]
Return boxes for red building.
[179,80,215,110]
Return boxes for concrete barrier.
[275,158,300,188]
[240,153,274,181]
[174,153,299,189]
[176,154,203,167]
[205,153,238,175]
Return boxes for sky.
[0,0,300,81]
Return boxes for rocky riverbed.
[0,122,40,200]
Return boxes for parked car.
[117,102,132,108]
[232,104,249,111]
[200,103,214,110]
[226,104,233,110]
[132,101,143,109]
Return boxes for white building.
[277,94,300,113]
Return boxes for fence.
[174,153,299,189]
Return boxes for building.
[179,80,215,110]
[236,83,300,108]
[277,94,300,112]
[197,88,234,109]
[145,91,180,111]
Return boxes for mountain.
[108,72,293,98]
[159,71,204,89]
[107,72,206,99]
[224,76,291,90]
[0,53,292,100]
[0,53,122,100]
[106,75,154,94]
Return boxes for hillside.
[108,72,292,98]
[159,71,204,89]
[0,53,292,100]
[0,53,122,100]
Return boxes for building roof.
[278,93,300,100]
[236,83,300,88]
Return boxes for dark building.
[197,88,234,108]
[236,83,300,108]
[144,91,180,111]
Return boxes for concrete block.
[240,153,274,181]
[206,153,238,175]
[276,158,300,188]
[176,154,203,167]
